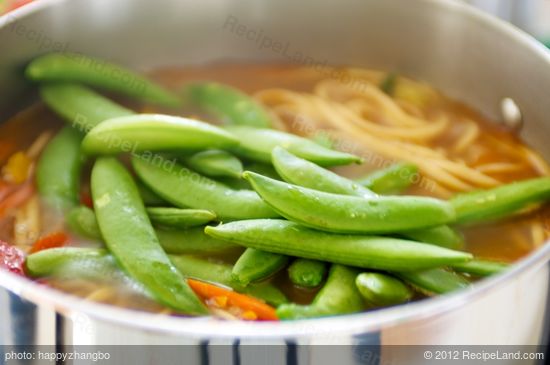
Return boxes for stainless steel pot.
[0,0,549,363]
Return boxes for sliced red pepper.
[187,278,278,321]
[29,232,69,254]
[0,240,26,276]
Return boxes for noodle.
[13,195,40,249]
[452,120,479,153]
[254,68,550,195]
[476,162,526,174]
[521,146,550,176]
[26,132,52,159]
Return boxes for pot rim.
[0,0,549,339]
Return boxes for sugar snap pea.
[36,126,83,210]
[185,82,272,127]
[182,150,243,179]
[156,227,243,255]
[271,146,375,198]
[169,255,287,306]
[355,272,412,306]
[451,177,550,224]
[146,207,216,229]
[205,220,472,271]
[225,126,361,167]
[25,247,107,277]
[243,172,455,234]
[27,53,180,107]
[401,225,464,250]
[26,248,147,295]
[356,162,418,194]
[25,247,135,286]
[66,205,102,240]
[396,268,470,295]
[40,83,134,131]
[91,157,206,314]
[451,259,509,277]
[277,265,364,319]
[82,114,238,155]
[132,156,279,220]
[232,248,289,285]
[288,258,326,288]
[271,148,458,246]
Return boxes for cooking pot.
[0,0,549,364]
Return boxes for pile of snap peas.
[23,53,550,320]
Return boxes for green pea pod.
[82,114,239,155]
[288,258,326,288]
[132,156,278,220]
[25,247,108,277]
[66,205,102,240]
[205,220,472,271]
[185,82,272,127]
[243,172,455,234]
[25,247,138,287]
[356,162,418,194]
[277,265,364,319]
[36,127,83,211]
[40,83,134,131]
[272,146,375,198]
[271,149,458,247]
[396,268,471,295]
[27,53,180,107]
[451,177,550,224]
[182,150,243,179]
[355,272,412,306]
[401,225,464,250]
[159,227,243,255]
[451,259,509,277]
[146,207,216,229]
[225,126,361,167]
[169,255,288,306]
[232,248,289,285]
[91,157,206,314]
[26,248,147,295]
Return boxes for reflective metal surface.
[0,0,549,363]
